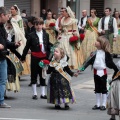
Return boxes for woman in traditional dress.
[5,20,23,93]
[107,60,120,120]
[10,5,26,54]
[10,5,30,75]
[57,6,84,69]
[43,11,57,44]
[112,11,120,57]
[81,9,100,61]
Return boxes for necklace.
[91,16,96,22]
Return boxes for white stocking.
[102,94,107,107]
[40,86,46,96]
[96,93,101,107]
[32,84,37,95]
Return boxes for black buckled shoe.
[65,105,70,110]
[40,95,47,99]
[100,106,106,111]
[28,83,32,87]
[37,84,40,87]
[110,118,116,120]
[55,105,61,109]
[32,95,38,100]
[92,105,100,110]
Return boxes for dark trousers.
[31,55,46,86]
[94,74,107,94]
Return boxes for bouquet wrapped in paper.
[39,59,50,79]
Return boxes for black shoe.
[65,105,70,110]
[32,95,38,100]
[37,84,47,87]
[4,96,8,99]
[28,83,32,87]
[100,106,106,110]
[92,105,100,110]
[110,118,116,120]
[55,105,61,109]
[113,54,118,58]
[37,84,40,87]
[40,95,47,99]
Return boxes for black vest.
[101,16,114,33]
[81,17,84,26]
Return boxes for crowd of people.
[0,4,120,120]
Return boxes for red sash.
[31,45,46,58]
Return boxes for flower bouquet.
[39,59,50,68]
[49,23,56,30]
[49,23,55,27]
[80,33,85,42]
[39,59,50,79]
[69,36,79,43]
[69,36,79,50]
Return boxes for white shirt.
[98,15,118,37]
[36,30,46,53]
[93,50,106,77]
[78,16,87,29]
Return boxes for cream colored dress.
[11,15,26,55]
[113,18,120,54]
[44,19,57,44]
[10,15,30,75]
[81,17,100,61]
[58,17,84,69]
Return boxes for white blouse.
[93,50,106,77]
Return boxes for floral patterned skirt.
[81,30,98,61]
[107,80,120,115]
[46,29,57,44]
[113,34,120,54]
[47,72,76,104]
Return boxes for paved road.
[0,58,119,120]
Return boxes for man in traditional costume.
[78,10,88,33]
[98,7,118,53]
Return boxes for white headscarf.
[66,6,75,19]
[14,4,20,15]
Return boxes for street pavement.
[0,58,120,120]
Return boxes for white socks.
[96,93,101,107]
[32,85,46,96]
[40,86,46,96]
[96,93,107,107]
[32,84,37,95]
[102,94,107,107]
